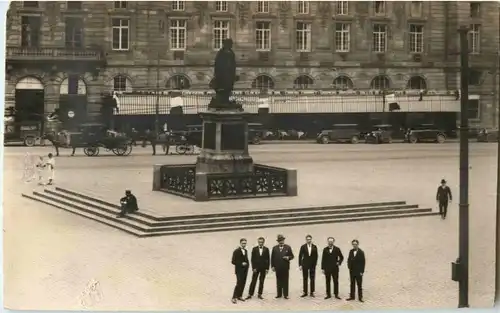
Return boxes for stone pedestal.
[196,109,254,174]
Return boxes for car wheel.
[24,136,36,147]
[436,134,446,144]
[409,135,418,144]
[320,136,329,144]
[387,136,393,144]
[351,135,359,144]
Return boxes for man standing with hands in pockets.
[321,237,344,300]
[298,234,318,297]
[271,234,294,299]
[231,238,249,304]
[346,239,366,302]
[246,237,270,300]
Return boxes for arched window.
[370,75,390,90]
[60,76,87,95]
[166,74,191,89]
[293,75,314,89]
[113,75,132,92]
[15,76,44,90]
[251,74,275,90]
[333,76,354,90]
[407,76,427,90]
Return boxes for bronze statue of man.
[209,38,238,109]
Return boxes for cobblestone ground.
[3,143,496,310]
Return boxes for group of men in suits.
[231,234,366,304]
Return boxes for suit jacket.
[251,246,270,271]
[271,244,294,271]
[232,247,249,274]
[347,248,366,275]
[321,245,344,272]
[298,243,318,269]
[436,186,452,202]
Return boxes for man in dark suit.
[298,234,318,297]
[436,178,452,219]
[246,237,270,300]
[346,239,366,302]
[231,238,249,304]
[321,237,344,300]
[271,234,294,299]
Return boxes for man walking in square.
[231,238,249,304]
[436,178,452,219]
[271,234,294,299]
[321,237,344,300]
[246,237,270,300]
[298,234,318,297]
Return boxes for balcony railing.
[6,46,104,61]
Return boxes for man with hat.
[436,178,452,219]
[271,234,295,299]
[116,190,139,218]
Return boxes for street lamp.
[450,26,470,308]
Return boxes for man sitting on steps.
[116,190,139,218]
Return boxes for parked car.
[405,124,447,144]
[477,128,499,142]
[317,124,363,144]
[365,124,398,144]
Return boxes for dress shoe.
[310,293,315,297]
[324,296,332,299]
[284,296,289,299]
[359,299,364,302]
[231,298,237,304]
[237,297,245,301]
[335,296,341,300]
[346,297,355,301]
[300,293,308,297]
[245,295,252,300]
[275,296,282,299]
[258,295,264,300]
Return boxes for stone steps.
[22,188,439,237]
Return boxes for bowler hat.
[441,179,446,184]
[276,234,285,241]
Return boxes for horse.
[42,132,80,156]
[141,131,172,155]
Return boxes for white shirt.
[241,248,246,256]
[353,250,358,257]
[328,246,333,253]
[307,244,312,256]
[46,158,55,170]
[258,246,263,256]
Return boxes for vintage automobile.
[405,124,447,144]
[4,120,42,146]
[316,124,363,144]
[477,128,499,142]
[365,124,395,144]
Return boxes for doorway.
[14,76,45,136]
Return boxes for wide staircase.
[22,187,439,237]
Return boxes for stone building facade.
[5,1,500,126]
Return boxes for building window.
[65,17,84,48]
[372,24,387,52]
[468,24,480,54]
[67,1,82,10]
[335,23,350,52]
[470,2,480,18]
[215,1,228,12]
[296,22,311,52]
[410,1,423,17]
[257,0,269,13]
[336,1,348,15]
[114,1,127,9]
[333,76,354,89]
[112,19,129,50]
[374,1,385,14]
[113,75,132,92]
[298,1,310,14]
[213,20,230,50]
[293,75,314,89]
[21,16,41,47]
[166,75,190,89]
[407,76,427,90]
[409,24,424,53]
[172,1,185,11]
[251,75,275,90]
[23,1,39,8]
[468,99,479,119]
[255,21,271,51]
[468,70,482,86]
[170,19,187,50]
[370,75,390,90]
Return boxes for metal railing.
[6,46,104,61]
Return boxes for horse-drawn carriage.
[169,124,203,155]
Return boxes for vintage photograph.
[3,0,499,310]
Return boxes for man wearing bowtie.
[271,234,294,299]
[346,239,366,302]
[246,237,270,300]
[298,234,318,297]
[321,237,344,300]
[231,238,249,304]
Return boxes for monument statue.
[208,38,242,110]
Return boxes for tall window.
[215,1,228,12]
[255,21,271,51]
[251,75,275,89]
[67,1,82,10]
[468,99,480,119]
[213,20,230,50]
[410,1,422,17]
[167,75,190,89]
[257,0,269,13]
[113,75,131,92]
[23,1,39,8]
[333,76,354,89]
[172,1,185,11]
[470,2,480,18]
[65,17,84,48]
[21,16,41,47]
[170,20,187,50]
[298,1,309,14]
[468,24,480,54]
[374,1,385,14]
[336,1,348,15]
[112,19,129,50]
[372,24,387,52]
[409,24,423,53]
[293,75,314,89]
[335,23,350,52]
[296,22,311,52]
[114,1,127,9]
[407,76,427,90]
[370,75,390,90]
